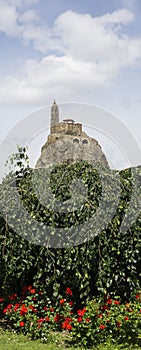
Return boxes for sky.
[0,0,141,176]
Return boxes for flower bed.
[1,287,141,347]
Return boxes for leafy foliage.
[0,147,141,307]
[1,286,141,347]
[70,291,141,348]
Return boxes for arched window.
[82,139,88,145]
[73,138,79,144]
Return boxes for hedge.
[0,147,141,307]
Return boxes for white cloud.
[0,0,17,35]
[53,9,140,66]
[0,0,53,52]
[18,9,141,70]
[97,8,134,24]
[0,0,40,36]
[0,8,141,106]
[0,55,116,106]
[20,9,40,23]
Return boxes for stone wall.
[50,122,82,136]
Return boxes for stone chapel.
[35,101,109,168]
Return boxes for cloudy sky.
[0,0,141,174]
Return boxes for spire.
[51,100,59,126]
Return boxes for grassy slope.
[0,329,141,350]
[0,329,61,350]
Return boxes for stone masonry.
[35,101,109,168]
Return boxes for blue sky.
[0,0,141,173]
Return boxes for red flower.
[27,285,32,291]
[99,325,106,330]
[3,304,12,314]
[38,291,42,295]
[102,305,110,311]
[54,313,60,322]
[20,321,25,327]
[66,287,73,296]
[114,300,120,305]
[65,317,72,322]
[38,318,44,324]
[43,306,48,311]
[107,299,112,305]
[28,305,36,313]
[0,298,4,303]
[20,304,28,316]
[86,318,90,323]
[124,316,129,321]
[62,317,72,330]
[50,307,54,312]
[28,286,36,294]
[32,297,37,301]
[82,307,87,314]
[3,308,7,314]
[77,308,86,317]
[60,299,65,305]
[14,303,20,312]
[30,289,36,295]
[62,320,69,329]
[77,317,82,322]
[77,309,83,316]
[67,324,72,331]
[117,321,122,327]
[45,317,50,322]
[28,305,34,310]
[9,293,17,301]
[135,294,140,299]
[69,301,73,307]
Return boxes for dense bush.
[0,147,141,307]
[71,291,141,347]
[0,284,73,342]
[1,285,141,347]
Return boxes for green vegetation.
[0,328,69,350]
[0,328,141,350]
[0,147,141,348]
[1,286,141,347]
[0,147,141,304]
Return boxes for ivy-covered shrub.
[0,147,141,306]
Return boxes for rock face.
[35,101,109,168]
